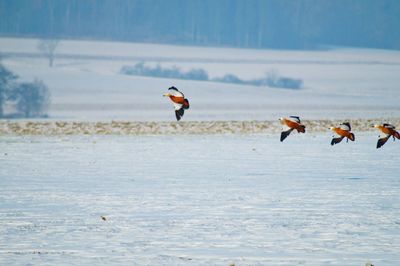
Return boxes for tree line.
[0,0,399,50]
[121,62,302,89]
[0,62,50,118]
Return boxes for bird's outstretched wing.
[331,136,344,146]
[377,135,390,149]
[289,116,301,123]
[280,128,294,142]
[383,123,395,129]
[168,86,184,97]
[175,108,185,121]
[340,122,351,131]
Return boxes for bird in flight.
[279,116,306,142]
[373,123,400,148]
[163,86,190,121]
[330,122,355,146]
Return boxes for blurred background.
[1,0,400,121]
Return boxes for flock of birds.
[164,86,399,149]
[278,116,399,148]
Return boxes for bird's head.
[373,124,380,129]
[329,126,335,131]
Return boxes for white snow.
[1,37,399,121]
[0,134,399,265]
[1,37,399,265]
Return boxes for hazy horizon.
[1,0,400,50]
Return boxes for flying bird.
[374,123,400,148]
[163,86,190,121]
[279,116,306,142]
[330,122,355,146]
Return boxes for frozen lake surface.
[1,134,399,265]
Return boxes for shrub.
[0,63,18,117]
[212,74,244,84]
[121,62,208,81]
[9,79,50,118]
[121,62,302,89]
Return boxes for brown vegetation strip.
[0,119,399,136]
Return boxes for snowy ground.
[1,37,400,120]
[1,37,399,265]
[1,134,399,265]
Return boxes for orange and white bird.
[374,123,400,148]
[163,86,190,121]
[279,116,306,142]
[330,122,355,146]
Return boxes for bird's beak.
[373,124,379,128]
[163,93,170,97]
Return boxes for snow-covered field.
[1,134,399,265]
[1,37,399,265]
[1,37,400,120]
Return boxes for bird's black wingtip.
[331,136,344,146]
[280,129,292,142]
[175,108,184,121]
[376,136,389,149]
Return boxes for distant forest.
[1,0,399,50]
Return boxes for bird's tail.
[394,130,400,139]
[297,124,306,133]
[280,128,294,142]
[348,133,355,141]
[183,99,190,109]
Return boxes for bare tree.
[37,39,60,67]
